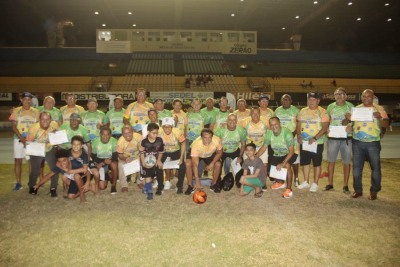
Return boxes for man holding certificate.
[325,87,354,193]
[296,92,329,192]
[344,89,389,200]
[26,112,59,197]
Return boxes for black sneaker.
[156,189,163,196]
[343,186,350,194]
[50,188,57,198]
[111,186,117,194]
[29,187,37,195]
[262,185,267,192]
[323,185,334,191]
[210,184,221,193]
[176,188,183,194]
[184,185,194,195]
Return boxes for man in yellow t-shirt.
[60,93,85,123]
[123,88,154,133]
[296,92,329,193]
[185,129,222,194]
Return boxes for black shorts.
[268,154,298,171]
[300,144,324,167]
[68,175,87,194]
[161,150,181,162]
[221,148,240,162]
[186,148,218,165]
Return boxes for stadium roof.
[0,0,399,52]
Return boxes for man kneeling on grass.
[240,143,266,198]
[33,136,94,203]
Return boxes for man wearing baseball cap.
[296,92,329,193]
[9,92,40,191]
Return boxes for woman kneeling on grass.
[239,143,267,198]
[34,136,97,203]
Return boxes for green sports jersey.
[187,111,205,141]
[274,105,299,133]
[58,124,91,149]
[327,101,354,126]
[92,137,117,159]
[157,109,173,121]
[201,107,218,126]
[214,126,247,153]
[106,108,125,135]
[213,110,229,129]
[38,106,63,124]
[264,127,294,157]
[81,110,109,141]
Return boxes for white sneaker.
[310,182,319,192]
[297,181,310,189]
[294,178,300,187]
[164,181,171,190]
[152,181,158,189]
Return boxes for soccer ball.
[144,154,157,168]
[193,190,207,204]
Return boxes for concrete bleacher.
[183,60,230,74]
[116,74,176,91]
[184,74,240,91]
[126,59,174,74]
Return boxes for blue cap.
[21,92,33,98]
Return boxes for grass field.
[0,160,399,266]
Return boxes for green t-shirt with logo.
[214,110,229,129]
[38,106,63,124]
[327,101,354,138]
[201,107,218,126]
[81,110,109,141]
[58,124,91,149]
[264,127,294,157]
[92,137,117,159]
[187,111,205,141]
[157,109,173,122]
[106,108,125,135]
[214,126,247,153]
[274,105,299,133]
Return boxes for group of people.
[9,87,388,202]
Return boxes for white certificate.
[351,107,373,122]
[141,124,148,139]
[328,126,347,138]
[49,130,69,145]
[230,157,242,176]
[26,142,46,157]
[163,159,180,169]
[270,165,288,181]
[99,167,105,181]
[302,141,318,153]
[123,159,140,176]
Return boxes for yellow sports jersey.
[233,109,251,122]
[191,135,222,158]
[116,133,142,158]
[9,107,40,139]
[297,106,329,144]
[159,128,186,153]
[239,117,268,147]
[124,101,154,126]
[60,105,85,122]
[352,103,388,142]
[26,121,59,152]
[260,108,274,129]
[172,110,188,134]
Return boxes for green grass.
[0,161,399,266]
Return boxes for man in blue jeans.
[344,89,389,200]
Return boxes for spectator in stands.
[184,129,223,194]
[214,113,246,176]
[38,96,63,126]
[234,98,250,123]
[153,98,172,123]
[332,79,337,87]
[9,92,40,192]
[171,98,188,135]
[81,97,109,141]
[309,81,314,88]
[274,94,300,186]
[296,92,329,193]
[201,97,218,129]
[212,97,230,130]
[258,95,274,129]
[91,126,118,194]
[344,89,389,200]
[26,112,59,197]
[325,87,354,193]
[60,93,85,123]
[184,78,191,88]
[159,117,186,192]
[106,96,125,139]
[117,125,142,193]
[124,88,154,133]
[301,80,307,89]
